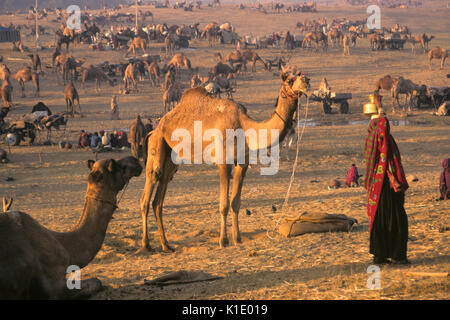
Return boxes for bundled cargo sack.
[279,211,358,237]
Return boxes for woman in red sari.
[363,93,410,265]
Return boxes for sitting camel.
[428,47,448,70]
[0,157,142,299]
[12,67,40,97]
[64,81,81,117]
[138,71,310,253]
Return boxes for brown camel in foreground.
[129,115,146,159]
[0,157,142,299]
[428,47,448,70]
[64,81,81,117]
[12,67,40,97]
[138,71,310,253]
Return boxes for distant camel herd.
[0,11,449,300]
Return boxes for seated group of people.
[78,130,129,151]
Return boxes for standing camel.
[123,63,138,92]
[12,67,40,97]
[125,37,147,57]
[64,81,81,117]
[167,53,192,74]
[138,71,310,253]
[0,157,142,299]
[391,77,419,113]
[302,32,328,51]
[146,61,161,87]
[164,34,176,57]
[129,115,146,159]
[428,47,448,70]
[81,65,116,92]
[28,54,42,73]
[162,82,183,114]
[374,74,397,106]
[0,78,13,108]
[408,34,434,53]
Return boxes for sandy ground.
[0,4,449,300]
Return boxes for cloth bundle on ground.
[278,212,358,237]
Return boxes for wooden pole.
[135,0,139,30]
[35,0,40,50]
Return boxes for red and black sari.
[363,115,409,262]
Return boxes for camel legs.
[19,80,25,97]
[76,98,82,117]
[218,164,232,247]
[139,134,165,253]
[151,157,178,252]
[230,164,248,245]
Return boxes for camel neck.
[51,188,118,269]
[240,89,298,148]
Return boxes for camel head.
[281,71,310,97]
[87,157,142,193]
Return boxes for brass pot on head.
[363,94,378,115]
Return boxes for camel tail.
[142,131,154,165]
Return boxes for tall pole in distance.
[35,0,40,50]
[135,0,138,30]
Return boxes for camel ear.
[87,160,95,170]
[107,159,117,173]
